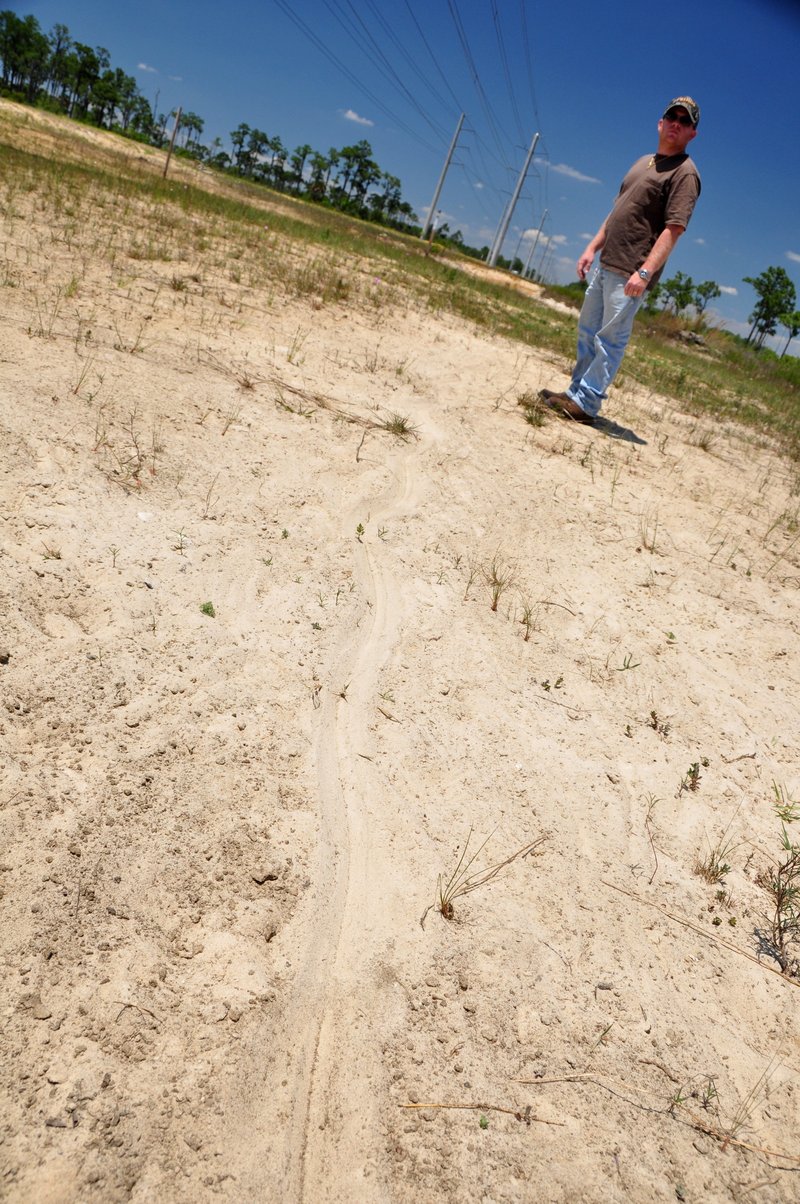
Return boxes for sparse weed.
[221,403,241,434]
[377,412,419,441]
[275,385,315,416]
[202,472,220,520]
[648,709,671,737]
[421,829,546,926]
[669,1075,720,1120]
[616,653,640,672]
[519,599,540,642]
[724,1057,780,1145]
[644,793,661,883]
[363,343,382,373]
[71,354,97,397]
[111,317,149,355]
[669,1057,783,1154]
[694,806,741,886]
[287,327,309,364]
[516,389,546,427]
[695,839,734,886]
[680,760,708,794]
[772,782,800,824]
[757,826,800,975]
[30,287,62,338]
[639,507,660,552]
[688,421,716,452]
[463,555,481,601]
[484,553,515,613]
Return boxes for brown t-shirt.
[601,153,701,285]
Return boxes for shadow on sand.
[592,415,648,445]
[518,401,648,446]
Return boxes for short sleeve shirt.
[600,153,701,284]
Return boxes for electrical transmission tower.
[420,114,465,241]
[488,132,539,268]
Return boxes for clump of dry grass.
[516,389,547,427]
[484,553,516,613]
[376,412,419,441]
[420,829,546,926]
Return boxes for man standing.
[540,97,701,425]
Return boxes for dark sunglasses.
[663,111,693,127]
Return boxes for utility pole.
[421,113,464,241]
[538,244,554,283]
[163,106,182,179]
[523,208,548,278]
[488,132,539,268]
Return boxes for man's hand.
[576,250,594,280]
[624,272,648,298]
[577,223,607,281]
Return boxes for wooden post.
[162,106,182,179]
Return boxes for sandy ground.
[2,102,800,1203]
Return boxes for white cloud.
[168,75,183,82]
[787,250,800,264]
[342,109,374,127]
[719,285,738,296]
[474,180,484,191]
[694,237,706,245]
[550,162,601,185]
[137,62,157,73]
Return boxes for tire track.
[288,440,424,1202]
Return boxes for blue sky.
[18,0,800,346]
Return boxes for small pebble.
[252,866,279,885]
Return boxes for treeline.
[0,10,420,229]
[646,267,800,357]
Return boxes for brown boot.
[538,389,595,425]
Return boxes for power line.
[401,0,466,118]
[519,0,541,131]
[270,0,441,154]
[328,0,451,142]
[445,0,514,170]
[491,0,524,146]
[362,0,460,123]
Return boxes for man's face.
[658,107,698,152]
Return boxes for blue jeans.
[566,267,644,418]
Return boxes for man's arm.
[577,222,607,280]
[623,223,685,298]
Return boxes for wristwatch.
[638,268,650,281]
